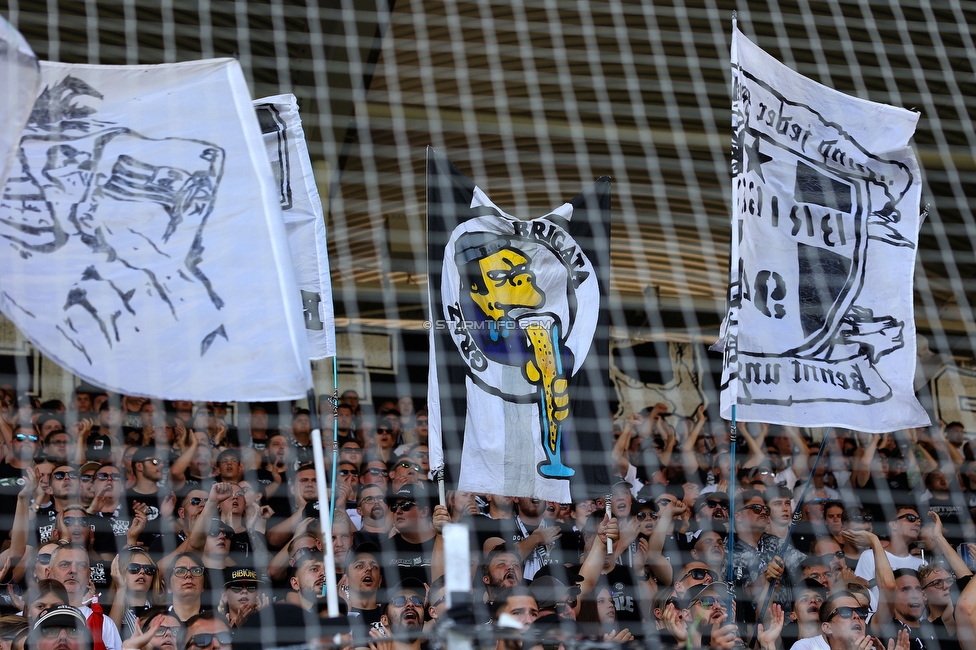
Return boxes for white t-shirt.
[790,634,829,650]
[854,548,924,613]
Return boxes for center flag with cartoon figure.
[426,148,612,503]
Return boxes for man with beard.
[372,578,427,650]
[513,498,561,580]
[482,544,524,604]
[815,591,909,650]
[354,484,391,548]
[855,505,923,614]
[343,543,385,629]
[730,490,788,605]
[290,551,326,612]
[219,567,265,628]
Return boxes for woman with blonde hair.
[109,547,165,640]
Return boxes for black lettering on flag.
[794,161,852,213]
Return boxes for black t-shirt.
[125,488,165,545]
[91,504,133,555]
[387,534,435,586]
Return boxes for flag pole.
[726,404,737,617]
[309,382,340,618]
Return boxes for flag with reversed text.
[427,148,612,503]
[0,16,39,193]
[254,94,336,360]
[0,58,312,400]
[715,25,930,432]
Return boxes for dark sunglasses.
[397,461,421,472]
[37,553,52,565]
[390,501,417,513]
[228,584,258,593]
[898,513,921,523]
[695,596,723,607]
[390,595,423,607]
[209,526,234,539]
[187,632,233,648]
[40,627,82,639]
[127,563,157,576]
[705,499,728,510]
[684,568,718,581]
[360,468,389,477]
[739,504,770,516]
[290,547,316,561]
[15,433,38,442]
[635,511,659,522]
[555,598,578,612]
[80,474,95,483]
[96,472,121,481]
[189,497,209,507]
[53,471,79,480]
[826,606,869,621]
[376,427,393,434]
[337,469,356,477]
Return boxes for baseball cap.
[694,491,730,513]
[223,566,264,586]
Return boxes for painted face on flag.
[444,219,598,482]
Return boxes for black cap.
[30,605,92,644]
[694,491,730,513]
[223,566,264,586]
[387,577,426,600]
[131,446,160,465]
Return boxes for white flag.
[716,26,930,432]
[254,94,335,359]
[0,16,39,191]
[0,58,312,401]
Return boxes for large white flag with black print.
[716,25,930,432]
[0,15,39,192]
[0,58,312,401]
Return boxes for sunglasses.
[15,433,38,442]
[705,500,728,510]
[635,511,659,522]
[390,501,417,513]
[397,461,421,472]
[338,470,356,477]
[922,577,955,590]
[695,596,723,607]
[826,606,869,621]
[189,497,209,507]
[187,632,233,648]
[683,568,718,581]
[360,496,386,505]
[37,553,52,565]
[62,516,88,527]
[376,427,393,434]
[555,598,578,613]
[291,547,317,561]
[209,527,234,539]
[127,563,157,575]
[173,566,205,577]
[80,474,95,483]
[53,471,79,481]
[228,584,258,593]
[142,458,161,466]
[849,515,873,522]
[361,468,389,477]
[39,627,82,639]
[739,504,770,516]
[390,595,423,607]
[154,626,181,637]
[898,513,921,523]
[96,472,122,481]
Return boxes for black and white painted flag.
[0,58,313,401]
[426,148,612,503]
[254,94,336,360]
[0,16,39,192]
[715,24,930,432]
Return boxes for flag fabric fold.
[0,16,40,192]
[716,25,930,432]
[254,93,336,360]
[0,58,312,401]
[427,148,612,503]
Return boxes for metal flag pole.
[726,404,737,617]
[309,378,340,617]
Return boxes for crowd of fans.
[1,387,976,650]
